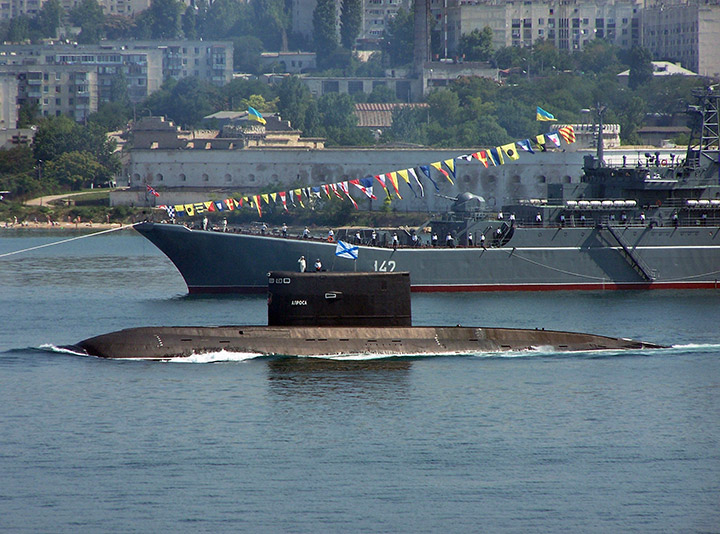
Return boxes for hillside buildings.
[441,0,719,79]
[0,40,232,126]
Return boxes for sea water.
[1,229,719,533]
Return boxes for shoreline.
[1,222,135,231]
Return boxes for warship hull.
[135,222,720,293]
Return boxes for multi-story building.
[361,0,412,44]
[1,0,43,20]
[0,40,233,125]
[292,0,412,47]
[0,72,19,129]
[2,0,156,21]
[445,0,642,55]
[642,1,720,79]
[0,63,98,122]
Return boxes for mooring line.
[0,223,141,259]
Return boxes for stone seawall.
[114,146,684,211]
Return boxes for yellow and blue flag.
[536,106,557,121]
[248,106,266,125]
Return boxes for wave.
[17,342,720,363]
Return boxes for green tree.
[366,85,398,103]
[69,0,105,43]
[18,100,40,128]
[0,145,34,176]
[277,76,311,130]
[318,93,356,129]
[313,0,339,55]
[32,116,119,175]
[384,7,413,67]
[88,101,131,131]
[233,36,264,74]
[43,151,106,190]
[575,39,621,74]
[223,77,276,110]
[6,16,31,42]
[495,98,535,139]
[627,46,653,90]
[253,0,290,51]
[303,98,321,136]
[427,90,461,129]
[103,15,136,39]
[493,46,522,69]
[201,0,243,38]
[384,106,428,145]
[135,0,183,39]
[35,0,63,38]
[143,77,222,127]
[182,4,200,38]
[340,0,361,49]
[458,27,493,61]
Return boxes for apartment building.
[642,1,720,79]
[0,40,232,126]
[0,72,19,129]
[292,0,412,46]
[0,63,98,122]
[0,0,42,20]
[445,0,641,55]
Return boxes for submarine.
[71,272,665,360]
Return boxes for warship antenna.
[595,102,606,167]
[686,85,719,171]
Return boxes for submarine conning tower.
[267,271,411,327]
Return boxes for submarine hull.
[73,325,664,360]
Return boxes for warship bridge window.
[133,173,141,182]
[512,175,521,184]
[271,174,278,181]
[248,174,255,182]
[562,175,572,183]
[224,174,232,182]
[156,173,163,181]
[179,173,186,182]
[202,173,209,182]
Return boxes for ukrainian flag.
[248,106,266,125]
[536,106,557,121]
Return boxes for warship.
[135,87,720,294]
[71,272,664,360]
